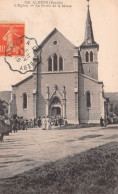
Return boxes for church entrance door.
[50,97,62,117]
[51,107,61,116]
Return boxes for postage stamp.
[0,22,41,74]
[0,23,25,56]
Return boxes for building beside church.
[10,4,106,124]
[0,91,12,115]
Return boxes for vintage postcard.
[0,0,118,193]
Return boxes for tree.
[0,99,4,115]
[114,105,118,116]
[109,103,113,112]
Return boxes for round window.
[53,41,57,45]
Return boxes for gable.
[49,90,63,102]
[37,29,77,72]
[42,29,75,55]
[39,28,75,49]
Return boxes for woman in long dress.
[46,116,51,130]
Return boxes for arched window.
[48,57,52,71]
[86,51,89,62]
[86,91,91,108]
[23,93,27,109]
[90,51,93,62]
[53,54,57,71]
[59,56,63,71]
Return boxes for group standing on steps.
[41,115,67,130]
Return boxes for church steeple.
[84,4,94,44]
[80,0,99,80]
[81,0,99,48]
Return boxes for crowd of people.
[0,114,68,135]
[0,115,29,134]
[0,114,111,134]
[40,115,67,130]
[0,114,114,141]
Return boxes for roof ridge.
[36,28,76,50]
[79,73,103,84]
[12,75,33,87]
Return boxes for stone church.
[11,5,106,124]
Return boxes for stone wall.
[79,74,104,123]
[12,76,36,119]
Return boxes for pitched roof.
[79,73,103,84]
[0,91,12,103]
[39,28,58,48]
[12,75,33,87]
[81,5,99,48]
[34,28,75,51]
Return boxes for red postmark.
[0,23,25,56]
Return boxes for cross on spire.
[87,0,90,4]
[87,0,90,8]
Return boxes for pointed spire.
[81,0,99,48]
[84,3,94,44]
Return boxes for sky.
[0,0,118,92]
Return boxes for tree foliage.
[114,105,118,116]
[0,99,4,115]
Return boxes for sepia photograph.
[0,0,118,193]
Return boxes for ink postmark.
[0,23,40,74]
[5,35,39,74]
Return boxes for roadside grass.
[0,142,118,194]
[56,123,100,130]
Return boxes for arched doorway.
[51,107,61,116]
[50,97,62,117]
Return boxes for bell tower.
[80,0,99,80]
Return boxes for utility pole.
[33,49,41,118]
[36,55,40,118]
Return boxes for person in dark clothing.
[22,120,26,130]
[54,117,58,126]
[38,116,41,127]
[100,117,104,127]
[58,117,62,127]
